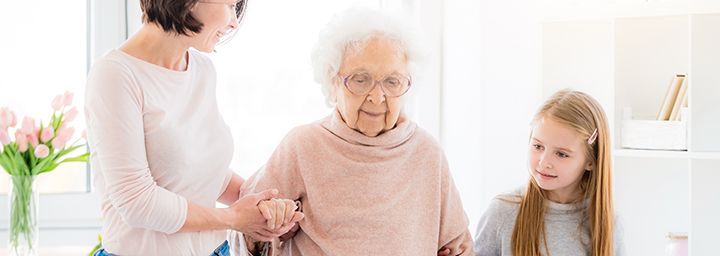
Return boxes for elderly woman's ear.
[328,76,339,104]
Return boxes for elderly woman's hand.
[258,198,304,230]
[223,189,298,242]
[242,198,304,253]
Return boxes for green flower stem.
[9,175,38,255]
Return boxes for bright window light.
[0,1,89,194]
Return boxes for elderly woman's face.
[333,36,409,137]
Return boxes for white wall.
[541,21,613,116]
[393,0,445,139]
[540,0,720,22]
[442,0,541,234]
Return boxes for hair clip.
[587,128,598,145]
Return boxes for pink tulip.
[34,144,50,158]
[63,91,74,107]
[40,127,55,143]
[51,136,68,149]
[51,95,64,111]
[0,107,7,126]
[27,132,39,148]
[20,117,36,134]
[0,107,17,129]
[64,107,78,123]
[0,107,6,127]
[53,127,76,149]
[0,129,10,145]
[56,127,75,142]
[15,131,28,152]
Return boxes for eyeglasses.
[339,72,412,97]
[198,0,247,20]
[234,0,247,21]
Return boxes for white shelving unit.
[614,149,720,160]
[542,13,720,256]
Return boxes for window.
[0,1,90,194]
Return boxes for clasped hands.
[224,189,303,242]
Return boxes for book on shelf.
[669,76,688,121]
[671,90,689,121]
[657,74,686,121]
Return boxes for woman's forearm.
[178,201,232,232]
[178,173,244,232]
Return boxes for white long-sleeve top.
[85,49,234,255]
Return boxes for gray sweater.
[473,190,624,256]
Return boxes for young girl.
[473,89,623,256]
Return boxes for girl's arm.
[473,198,507,256]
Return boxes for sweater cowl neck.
[321,109,416,148]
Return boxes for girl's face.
[528,117,593,203]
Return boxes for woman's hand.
[258,198,303,230]
[223,189,287,241]
[225,190,305,242]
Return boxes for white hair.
[311,8,424,106]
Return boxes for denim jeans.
[93,240,230,256]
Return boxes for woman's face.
[528,117,593,203]
[333,36,409,137]
[190,0,239,52]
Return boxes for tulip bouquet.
[0,91,89,256]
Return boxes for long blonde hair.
[511,89,614,256]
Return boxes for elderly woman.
[240,9,473,255]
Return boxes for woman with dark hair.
[85,1,301,255]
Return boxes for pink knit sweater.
[241,110,473,255]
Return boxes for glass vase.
[8,175,39,256]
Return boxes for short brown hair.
[140,0,247,36]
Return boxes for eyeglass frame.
[337,72,412,97]
[197,0,247,21]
